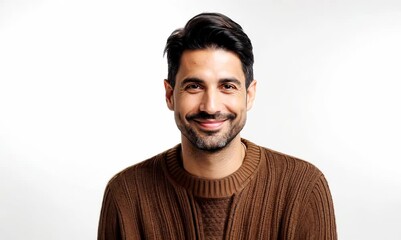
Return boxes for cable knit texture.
[98,139,337,239]
[196,197,232,239]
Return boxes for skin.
[164,48,256,179]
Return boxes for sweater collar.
[164,139,261,198]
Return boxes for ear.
[164,80,174,111]
[246,80,257,111]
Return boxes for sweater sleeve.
[98,186,123,240]
[295,174,337,240]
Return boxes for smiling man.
[98,13,337,240]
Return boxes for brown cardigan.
[98,139,337,239]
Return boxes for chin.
[190,132,239,153]
[194,140,227,152]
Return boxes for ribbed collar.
[163,139,261,198]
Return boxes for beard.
[176,111,246,152]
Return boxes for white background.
[1,0,400,239]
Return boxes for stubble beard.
[177,112,246,152]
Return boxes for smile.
[193,119,226,131]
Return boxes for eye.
[184,83,203,92]
[221,83,237,91]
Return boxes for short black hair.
[164,12,254,88]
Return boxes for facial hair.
[176,111,246,152]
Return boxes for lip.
[193,119,226,131]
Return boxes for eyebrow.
[180,77,242,88]
[219,78,242,87]
[180,78,204,88]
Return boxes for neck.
[180,135,246,179]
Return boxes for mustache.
[186,111,236,121]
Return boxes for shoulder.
[246,141,326,197]
[105,147,174,193]
[256,144,331,205]
[259,145,324,179]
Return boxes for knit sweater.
[98,139,337,239]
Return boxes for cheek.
[225,94,247,112]
[176,93,201,108]
[174,95,198,116]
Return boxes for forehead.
[176,48,245,83]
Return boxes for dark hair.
[163,12,254,88]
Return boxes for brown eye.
[187,84,200,89]
[184,83,203,92]
[222,84,236,90]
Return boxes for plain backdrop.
[1,0,400,239]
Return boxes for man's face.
[165,48,256,152]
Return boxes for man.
[98,12,337,239]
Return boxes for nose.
[199,88,221,114]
